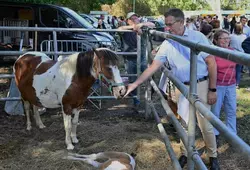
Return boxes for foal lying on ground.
[65,151,136,170]
[14,48,126,150]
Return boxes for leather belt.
[184,76,208,85]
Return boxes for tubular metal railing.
[0,26,142,110]
[144,29,250,169]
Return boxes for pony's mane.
[76,48,118,78]
[76,50,94,78]
[95,48,118,66]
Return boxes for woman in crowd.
[230,23,247,88]
[212,29,237,143]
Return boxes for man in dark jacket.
[242,37,250,76]
[118,12,155,106]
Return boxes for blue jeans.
[236,64,242,85]
[211,84,237,136]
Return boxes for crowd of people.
[116,8,250,170]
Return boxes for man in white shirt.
[124,8,219,169]
[240,16,250,37]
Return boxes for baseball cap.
[126,12,138,19]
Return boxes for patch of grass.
[237,88,250,118]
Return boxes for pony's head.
[95,48,126,98]
[76,48,126,98]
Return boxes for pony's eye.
[107,68,112,72]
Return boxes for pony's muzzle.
[113,86,126,98]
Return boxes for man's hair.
[210,20,220,29]
[200,23,213,36]
[240,15,247,21]
[164,8,184,21]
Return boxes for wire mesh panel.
[1,18,29,46]
[40,40,118,109]
[40,39,118,53]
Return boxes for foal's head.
[76,48,126,98]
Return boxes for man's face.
[128,15,139,25]
[206,16,212,22]
[241,18,247,26]
[165,16,184,35]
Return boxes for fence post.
[187,50,198,169]
[145,79,152,119]
[53,31,58,60]
[136,35,141,102]
[143,30,152,119]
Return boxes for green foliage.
[7,0,250,16]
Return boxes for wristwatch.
[208,88,217,92]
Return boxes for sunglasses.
[165,20,179,27]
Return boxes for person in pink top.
[212,29,237,145]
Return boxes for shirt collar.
[183,26,189,37]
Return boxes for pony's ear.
[94,49,102,59]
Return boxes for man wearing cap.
[118,12,154,106]
[240,16,250,37]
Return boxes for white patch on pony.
[60,53,79,77]
[127,153,136,170]
[110,65,126,98]
[110,65,123,84]
[33,53,79,108]
[90,54,98,79]
[104,161,127,170]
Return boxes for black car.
[0,1,116,52]
[150,19,166,41]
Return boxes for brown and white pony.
[14,48,126,150]
[65,151,136,170]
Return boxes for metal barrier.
[144,29,250,169]
[40,39,118,53]
[0,26,142,112]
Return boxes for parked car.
[80,13,98,28]
[0,1,117,52]
[149,19,166,41]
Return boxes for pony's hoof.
[67,144,74,150]
[27,125,32,131]
[39,124,46,129]
[71,136,79,144]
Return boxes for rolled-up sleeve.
[154,40,169,63]
[198,33,213,59]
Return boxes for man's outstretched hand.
[123,83,138,98]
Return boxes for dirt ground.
[0,62,250,170]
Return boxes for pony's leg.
[65,155,101,168]
[71,109,79,144]
[23,101,32,130]
[33,105,46,129]
[63,110,74,150]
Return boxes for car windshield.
[62,7,94,29]
[85,14,98,23]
